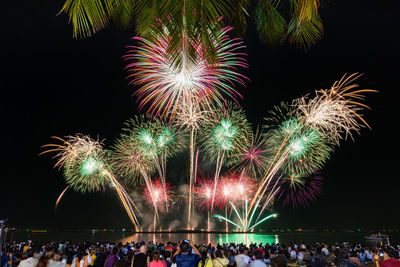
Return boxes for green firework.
[122,115,185,159]
[284,127,334,175]
[263,102,335,175]
[44,135,112,194]
[111,135,155,185]
[201,104,251,164]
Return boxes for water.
[7,231,400,245]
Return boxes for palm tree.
[60,0,325,59]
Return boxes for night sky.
[1,0,399,230]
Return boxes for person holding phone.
[173,241,201,267]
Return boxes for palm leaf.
[227,0,249,36]
[109,0,135,29]
[60,0,113,38]
[255,0,287,45]
[287,0,323,49]
[134,0,163,37]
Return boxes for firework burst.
[215,172,258,209]
[202,104,251,163]
[194,174,215,211]
[275,173,323,208]
[143,178,175,212]
[293,73,377,143]
[229,128,271,178]
[248,74,376,225]
[284,128,334,175]
[124,25,248,119]
[41,135,110,193]
[121,116,184,172]
[111,135,155,185]
[40,135,141,230]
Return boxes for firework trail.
[54,185,70,212]
[201,104,251,212]
[119,115,184,212]
[41,135,141,230]
[111,133,163,225]
[213,171,276,231]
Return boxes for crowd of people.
[1,240,399,267]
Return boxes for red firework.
[143,178,174,212]
[214,171,258,209]
[194,173,215,211]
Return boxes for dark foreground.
[1,238,400,267]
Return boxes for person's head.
[201,251,208,259]
[112,247,119,255]
[152,250,160,262]
[215,250,223,258]
[36,255,50,267]
[171,251,177,264]
[165,251,171,258]
[239,247,245,254]
[66,251,74,265]
[76,250,85,261]
[180,242,190,254]
[223,250,229,258]
[46,250,55,259]
[254,250,263,260]
[139,245,146,254]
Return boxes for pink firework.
[124,24,248,119]
[194,173,215,211]
[143,178,174,212]
[230,128,270,179]
[276,173,323,209]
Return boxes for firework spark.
[194,174,215,211]
[41,135,110,193]
[293,73,377,143]
[40,135,141,230]
[143,178,175,211]
[276,173,323,208]
[201,104,251,211]
[124,25,248,119]
[229,128,271,178]
[248,74,376,225]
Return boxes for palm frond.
[134,0,163,37]
[226,0,249,36]
[109,0,135,29]
[287,0,324,49]
[287,14,323,49]
[255,0,287,46]
[60,0,113,38]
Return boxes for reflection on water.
[119,233,279,245]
